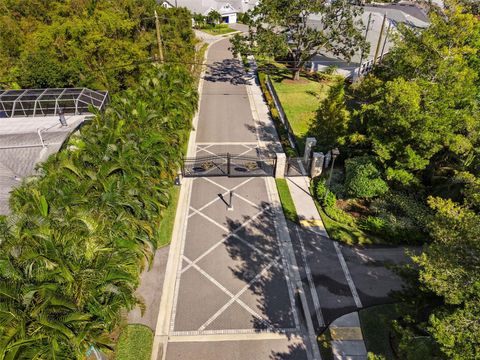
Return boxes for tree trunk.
[292,68,301,81]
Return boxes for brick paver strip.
[330,327,364,341]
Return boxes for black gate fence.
[182,153,276,178]
[286,157,310,177]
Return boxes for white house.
[307,2,430,79]
[158,0,258,24]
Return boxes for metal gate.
[182,153,276,178]
[286,157,310,177]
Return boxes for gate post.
[275,153,286,179]
[310,152,325,178]
[304,137,317,164]
[227,152,231,176]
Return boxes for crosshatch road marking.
[182,205,273,274]
[187,178,255,218]
[197,261,277,331]
[182,256,271,327]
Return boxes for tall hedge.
[0,63,198,358]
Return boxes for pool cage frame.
[0,88,109,118]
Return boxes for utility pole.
[154,10,164,62]
[357,12,372,79]
[380,22,392,62]
[373,13,387,65]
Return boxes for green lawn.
[116,325,153,360]
[276,179,298,223]
[199,24,236,35]
[265,63,334,152]
[359,304,402,359]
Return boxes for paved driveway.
[162,39,312,360]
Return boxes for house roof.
[308,3,430,66]
[167,0,257,15]
[0,114,89,215]
[0,88,105,215]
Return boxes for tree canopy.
[232,0,368,80]
[0,1,199,357]
[355,1,480,186]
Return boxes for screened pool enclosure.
[0,88,109,118]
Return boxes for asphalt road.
[164,38,311,360]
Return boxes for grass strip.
[275,179,298,223]
[199,24,236,35]
[157,186,181,248]
[116,324,153,360]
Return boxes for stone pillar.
[323,150,332,169]
[303,137,317,164]
[310,152,325,178]
[275,153,286,179]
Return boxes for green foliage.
[0,63,198,358]
[366,193,431,244]
[315,179,336,208]
[356,2,480,185]
[360,303,403,359]
[358,216,386,234]
[310,80,350,152]
[314,178,356,227]
[206,10,222,25]
[232,0,368,80]
[0,1,196,91]
[392,320,441,360]
[116,325,153,360]
[413,197,480,359]
[344,156,388,199]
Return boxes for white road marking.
[170,328,299,337]
[202,177,260,209]
[183,257,270,326]
[187,177,255,217]
[196,142,259,146]
[295,226,325,328]
[333,241,363,308]
[182,205,272,274]
[197,261,276,331]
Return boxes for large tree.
[356,1,480,185]
[232,0,368,80]
[413,194,480,359]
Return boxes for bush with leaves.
[344,156,388,199]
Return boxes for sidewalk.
[285,177,368,360]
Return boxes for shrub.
[359,216,386,233]
[345,156,388,198]
[325,205,356,227]
[315,179,336,208]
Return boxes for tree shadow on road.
[224,202,296,330]
[204,59,254,85]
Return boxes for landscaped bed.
[198,24,236,35]
[311,156,432,246]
